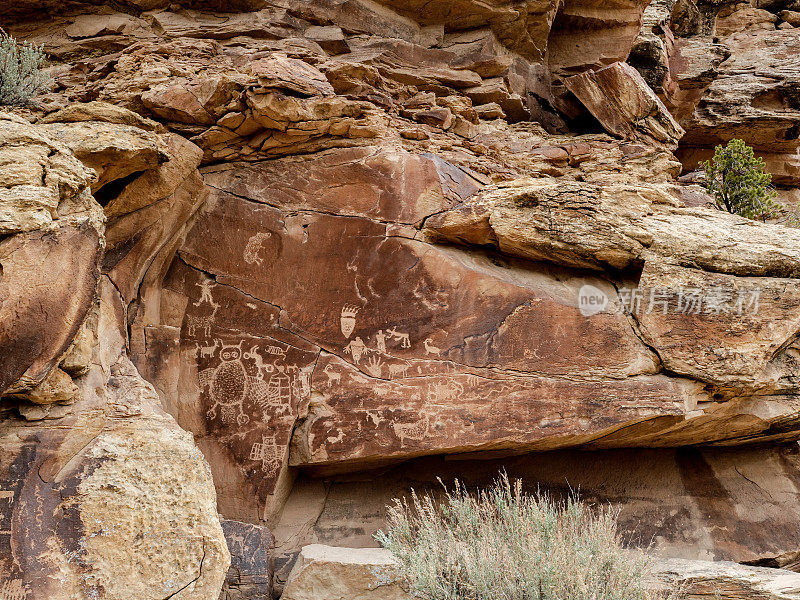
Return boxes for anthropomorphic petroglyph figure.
[193,278,219,309]
[340,305,360,338]
[187,314,214,338]
[386,327,411,348]
[244,232,272,265]
[375,330,387,353]
[365,355,384,377]
[250,435,281,477]
[265,365,293,407]
[423,338,441,356]
[323,363,341,387]
[388,362,409,379]
[344,336,367,364]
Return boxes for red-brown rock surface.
[3,0,800,597]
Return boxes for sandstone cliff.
[1,0,800,598]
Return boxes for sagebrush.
[0,30,51,106]
[701,138,780,221]
[376,473,677,600]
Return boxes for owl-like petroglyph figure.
[199,340,271,427]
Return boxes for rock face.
[219,519,274,600]
[0,108,229,598]
[3,0,800,597]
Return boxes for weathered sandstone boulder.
[0,108,229,600]
[282,545,408,600]
[564,62,684,148]
[653,559,800,599]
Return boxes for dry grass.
[376,473,678,600]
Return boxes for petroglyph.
[0,490,13,535]
[323,364,341,387]
[250,436,282,477]
[388,362,409,379]
[243,232,272,265]
[344,337,367,364]
[386,327,411,348]
[199,340,218,358]
[427,380,463,403]
[199,341,253,426]
[423,338,442,356]
[187,314,215,338]
[340,305,360,338]
[193,278,220,309]
[375,329,387,353]
[365,355,384,378]
[0,580,26,600]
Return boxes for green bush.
[0,30,51,106]
[701,139,781,221]
[375,473,676,600]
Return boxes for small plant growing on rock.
[0,30,51,106]
[376,472,675,600]
[702,139,781,221]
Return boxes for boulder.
[564,62,684,148]
[282,545,408,600]
[653,559,800,599]
[681,30,800,154]
[219,519,274,600]
[0,279,230,600]
[0,113,103,401]
[39,120,168,192]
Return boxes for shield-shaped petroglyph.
[340,305,360,338]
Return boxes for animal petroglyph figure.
[243,345,276,380]
[193,279,219,309]
[323,363,341,387]
[386,327,411,348]
[199,339,219,359]
[187,314,214,338]
[244,232,272,265]
[387,362,409,379]
[349,372,369,384]
[393,415,431,443]
[198,340,262,426]
[365,355,384,378]
[228,533,246,555]
[466,374,480,388]
[344,336,367,364]
[423,338,441,356]
[340,305,360,338]
[428,380,464,403]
